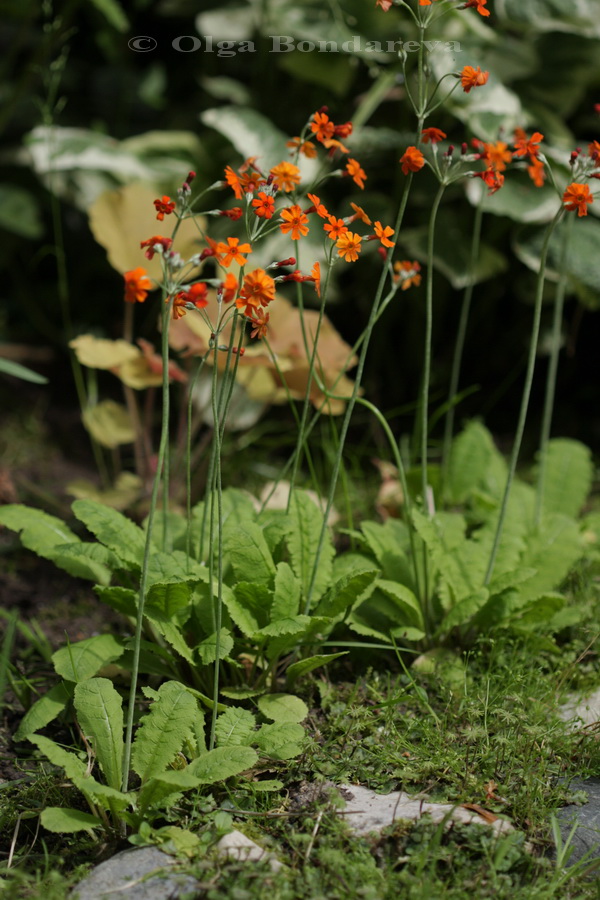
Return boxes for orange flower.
[221,272,239,303]
[252,191,276,219]
[419,0,442,4]
[248,310,270,340]
[563,183,594,217]
[588,140,600,164]
[324,216,349,240]
[514,130,543,159]
[473,168,504,194]
[349,202,372,225]
[280,205,310,240]
[527,157,546,188]
[216,237,253,267]
[393,260,422,290]
[400,146,425,175]
[224,166,243,199]
[322,137,350,155]
[307,193,329,218]
[346,158,367,189]
[460,66,489,93]
[311,111,335,143]
[175,282,209,312]
[124,267,152,303]
[286,136,318,158]
[336,232,362,262]
[463,0,490,15]
[421,127,447,144]
[140,235,173,260]
[270,161,301,192]
[236,269,276,315]
[153,196,176,221]
[373,221,395,248]
[310,262,321,298]
[481,141,512,172]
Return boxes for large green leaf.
[225,582,272,637]
[71,499,145,568]
[287,491,334,606]
[214,707,256,747]
[223,521,275,585]
[536,439,593,519]
[40,807,102,834]
[0,505,78,561]
[29,734,87,781]
[137,770,202,812]
[47,542,114,585]
[496,0,600,39]
[74,678,124,791]
[518,514,584,603]
[131,681,198,784]
[255,722,305,760]
[446,422,502,504]
[257,693,308,724]
[285,653,347,687]
[315,569,379,619]
[271,562,301,621]
[376,580,424,629]
[196,628,234,665]
[52,634,125,683]
[465,176,560,224]
[187,746,258,783]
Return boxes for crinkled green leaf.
[40,807,102,834]
[196,628,234,665]
[138,769,202,812]
[224,582,271,637]
[0,505,78,561]
[131,681,198,783]
[187,745,258,784]
[257,693,308,724]
[94,586,137,617]
[287,490,334,606]
[285,653,347,687]
[376,580,424,629]
[271,562,301,620]
[255,722,305,760]
[257,615,312,638]
[29,735,87,781]
[315,569,379,620]
[71,499,145,568]
[439,589,490,634]
[14,682,73,741]
[48,542,114,585]
[214,707,256,747]
[223,521,275,585]
[74,678,124,790]
[518,514,584,603]
[536,439,593,519]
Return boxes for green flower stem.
[484,208,564,586]
[535,214,573,525]
[441,198,484,492]
[303,169,417,615]
[185,353,209,567]
[208,346,224,751]
[420,183,446,514]
[122,297,173,793]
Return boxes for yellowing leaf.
[70,334,140,369]
[113,356,163,389]
[88,182,203,278]
[82,400,136,448]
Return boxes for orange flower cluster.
[400,147,425,175]
[140,235,173,260]
[460,66,489,93]
[172,282,209,320]
[124,267,152,303]
[310,109,353,156]
[393,260,422,291]
[563,183,594,217]
[236,269,276,317]
[513,128,546,187]
[280,205,309,240]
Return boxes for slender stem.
[186,354,209,566]
[208,346,223,751]
[441,199,484,490]
[535,215,573,525]
[420,183,446,513]
[484,209,564,585]
[122,299,172,792]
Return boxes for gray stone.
[559,687,600,728]
[216,829,283,871]
[70,846,200,900]
[557,779,600,866]
[338,784,514,838]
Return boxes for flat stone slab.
[70,846,200,900]
[339,784,514,838]
[557,779,600,866]
[559,687,600,728]
[216,829,283,871]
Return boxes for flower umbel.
[124,267,152,303]
[563,183,594,217]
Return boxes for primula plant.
[1,0,599,847]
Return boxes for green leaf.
[536,439,593,519]
[0,185,43,239]
[376,580,424,629]
[257,615,312,638]
[82,400,135,449]
[518,514,584,603]
[487,567,537,597]
[72,776,131,810]
[257,694,308,724]
[52,634,125,683]
[360,519,412,584]
[465,174,560,223]
[439,589,490,634]
[196,629,234,665]
[287,491,334,605]
[201,107,292,170]
[0,505,78,561]
[131,681,198,784]
[146,582,192,619]
[223,521,275,585]
[315,569,379,619]
[147,551,208,585]
[94,586,137,617]
[14,682,73,741]
[29,735,87,781]
[187,746,258,784]
[214,708,256,747]
[446,422,501,504]
[285,653,347,687]
[71,499,145,568]
[138,770,202,812]
[88,0,129,31]
[225,582,272,637]
[0,357,47,383]
[512,592,566,629]
[48,542,114,585]
[271,562,301,620]
[255,722,305,760]
[74,678,123,791]
[144,611,196,665]
[40,807,102,834]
